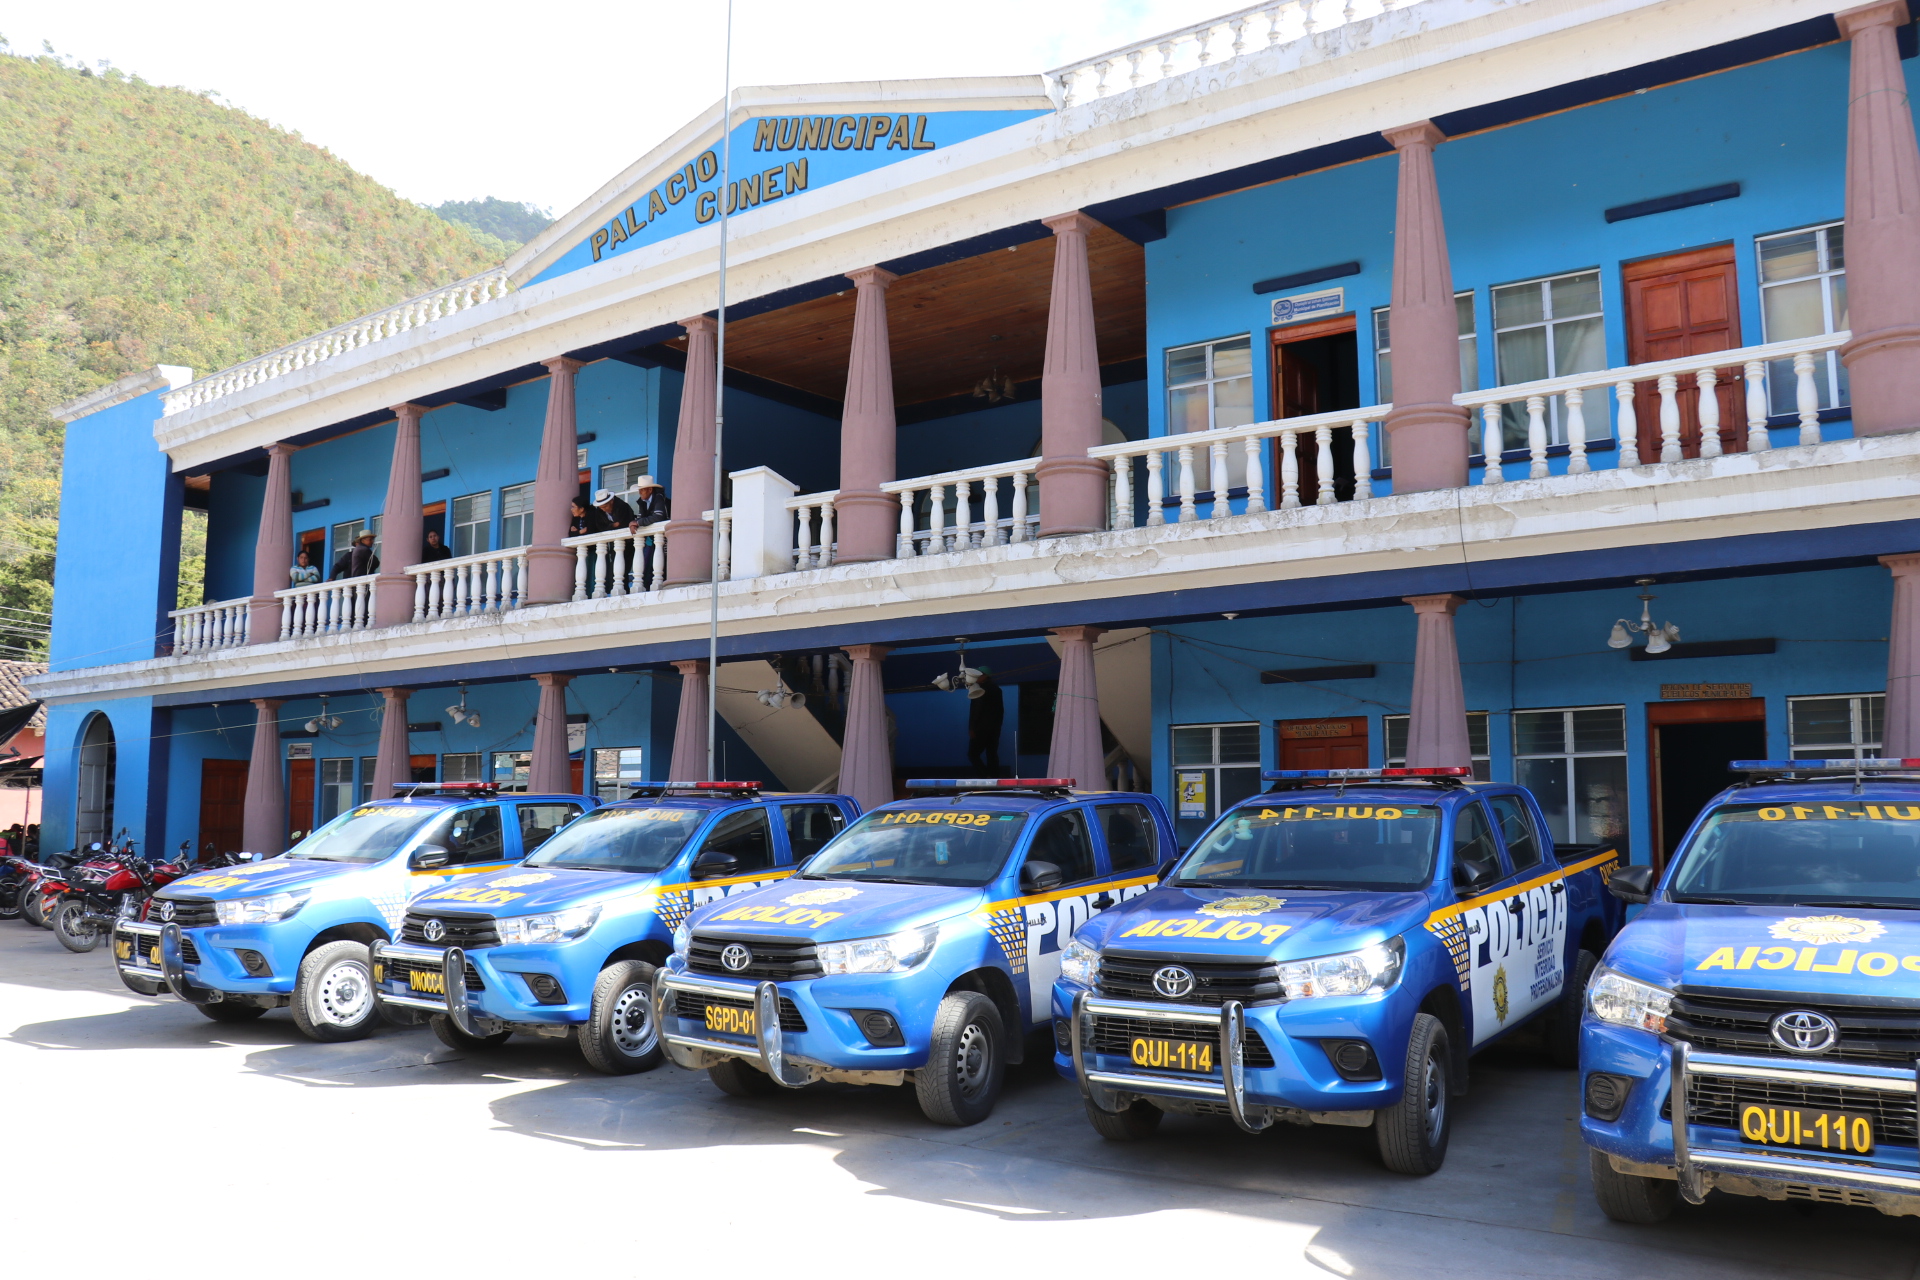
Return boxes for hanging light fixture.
[445,686,480,729]
[931,637,985,698]
[755,680,805,710]
[304,696,342,734]
[1608,579,1682,655]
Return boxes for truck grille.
[154,898,218,928]
[1668,990,1920,1067]
[1086,1012,1276,1068]
[380,953,484,992]
[401,911,501,948]
[675,989,808,1032]
[1668,1074,1920,1143]
[1096,950,1282,1006]
[113,929,199,966]
[687,933,821,981]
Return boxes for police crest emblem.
[1768,915,1886,946]
[1197,894,1287,918]
[1492,965,1510,1023]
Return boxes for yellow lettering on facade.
[589,228,609,262]
[667,173,687,204]
[776,118,800,150]
[832,116,857,149]
[886,114,912,149]
[696,151,718,181]
[606,218,628,248]
[762,165,784,200]
[797,117,825,149]
[912,114,934,149]
[695,191,716,224]
[624,207,641,235]
[648,190,668,219]
[753,118,778,150]
[1696,947,1738,970]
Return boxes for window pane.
[1864,694,1885,747]
[783,803,846,860]
[1099,803,1160,872]
[1570,707,1626,754]
[1513,710,1567,757]
[1166,345,1209,385]
[1831,273,1849,332]
[501,482,534,517]
[1516,757,1570,842]
[1493,281,1544,329]
[442,753,482,783]
[1791,697,1856,746]
[1571,754,1629,845]
[1384,715,1408,764]
[1457,335,1478,395]
[518,803,582,854]
[1373,308,1392,353]
[1552,316,1607,377]
[1169,385,1210,434]
[1375,351,1394,405]
[493,750,531,790]
[359,756,377,803]
[1763,278,1827,342]
[701,808,773,873]
[1454,293,1476,337]
[1467,712,1490,759]
[1211,338,1252,379]
[1549,272,1602,319]
[1496,326,1548,385]
[1489,794,1545,871]
[1172,726,1215,767]
[1219,766,1262,812]
[423,805,503,866]
[592,747,645,802]
[1760,230,1820,283]
[1451,801,1503,889]
[1826,224,1846,272]
[1217,723,1261,764]
[1213,376,1254,430]
[1029,808,1095,883]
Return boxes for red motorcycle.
[19,853,75,929]
[50,836,189,954]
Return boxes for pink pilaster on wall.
[836,266,903,564]
[526,357,584,604]
[1381,122,1469,492]
[246,443,296,645]
[373,403,426,627]
[240,698,285,855]
[667,316,719,585]
[667,659,710,780]
[368,687,413,802]
[1838,1,1920,436]
[1882,554,1920,755]
[840,644,894,810]
[1403,594,1471,768]
[1038,212,1110,537]
[528,673,573,795]
[1048,625,1107,790]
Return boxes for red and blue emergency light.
[904,778,1076,790]
[1262,767,1473,781]
[1731,759,1920,772]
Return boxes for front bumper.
[371,939,592,1033]
[111,920,234,1004]
[112,917,303,1000]
[656,969,919,1088]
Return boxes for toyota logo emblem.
[1152,965,1196,999]
[158,901,175,923]
[720,943,753,972]
[422,919,445,943]
[1770,1009,1840,1054]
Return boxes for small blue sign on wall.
[1270,287,1345,326]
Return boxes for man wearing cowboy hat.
[593,487,637,528]
[626,475,669,529]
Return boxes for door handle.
[1549,882,1566,895]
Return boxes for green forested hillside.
[0,50,517,654]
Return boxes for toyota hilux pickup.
[112,783,594,1042]
[1054,767,1624,1174]
[657,779,1179,1125]
[1583,758,1920,1223]
[371,781,859,1070]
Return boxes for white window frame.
[441,753,483,783]
[1165,335,1254,435]
[1787,692,1883,760]
[499,481,536,549]
[449,491,492,558]
[1757,221,1848,414]
[591,746,645,803]
[599,457,651,498]
[1511,704,1628,844]
[1382,711,1492,781]
[1492,269,1607,447]
[1170,721,1262,835]
[318,757,353,824]
[492,750,531,792]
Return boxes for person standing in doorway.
[289,551,321,588]
[967,668,1005,776]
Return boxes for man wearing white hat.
[622,475,670,588]
[593,487,637,528]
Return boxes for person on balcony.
[289,551,321,588]
[330,532,379,580]
[569,498,614,538]
[421,530,454,563]
[594,488,636,528]
[629,476,669,528]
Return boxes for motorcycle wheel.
[52,901,105,953]
[0,880,21,920]
[22,888,46,928]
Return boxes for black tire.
[51,901,104,953]
[378,1003,426,1027]
[430,1013,512,1050]
[1546,950,1599,1068]
[707,1056,779,1096]
[1588,1147,1679,1224]
[1083,1098,1162,1141]
[578,960,663,1075]
[1376,1012,1451,1175]
[0,880,22,920]
[914,991,1006,1126]
[289,940,380,1042]
[22,888,47,928]
[196,1002,269,1023]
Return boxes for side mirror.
[1453,866,1499,895]
[1608,864,1655,905]
[1020,860,1063,893]
[691,849,738,881]
[411,845,452,870]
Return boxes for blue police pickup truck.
[657,779,1179,1125]
[371,781,859,1071]
[1053,767,1624,1174]
[111,783,593,1042]
[1583,758,1920,1223]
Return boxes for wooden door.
[1623,246,1744,460]
[1277,717,1368,770]
[1268,314,1359,504]
[287,758,315,842]
[198,759,248,860]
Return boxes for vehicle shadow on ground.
[0,931,150,994]
[6,998,413,1054]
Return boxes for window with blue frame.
[450,491,491,557]
[1787,693,1881,760]
[1511,706,1627,846]
[499,482,536,548]
[1166,336,1254,434]
[1492,270,1606,447]
[1757,222,1848,414]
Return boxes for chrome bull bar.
[658,972,812,1086]
[159,922,221,1005]
[369,940,459,1017]
[1070,993,1272,1133]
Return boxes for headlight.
[1587,965,1672,1033]
[213,890,310,925]
[496,903,601,946]
[817,924,939,976]
[1278,936,1404,999]
[1059,938,1100,988]
[671,920,691,956]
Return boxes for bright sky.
[3,0,1234,220]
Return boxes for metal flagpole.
[707,0,733,780]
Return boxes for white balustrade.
[275,575,377,639]
[563,527,667,600]
[787,491,841,569]
[161,268,512,416]
[409,547,531,620]
[169,597,251,654]
[1048,0,1415,106]
[883,460,1039,556]
[1455,331,1848,473]
[1091,408,1383,528]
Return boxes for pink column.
[1381,122,1469,493]
[667,659,710,779]
[373,403,425,627]
[835,267,902,563]
[240,698,286,855]
[840,644,893,809]
[528,673,573,794]
[666,316,719,585]
[246,443,296,644]
[368,687,413,801]
[1403,594,1471,768]
[1882,554,1920,755]
[1037,212,1110,537]
[1048,625,1107,788]
[526,357,585,604]
[1838,2,1920,436]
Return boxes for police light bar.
[904,778,1076,790]
[625,780,762,794]
[1262,767,1473,781]
[1731,759,1920,772]
[391,782,500,797]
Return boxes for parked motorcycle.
[18,852,75,929]
[50,836,189,953]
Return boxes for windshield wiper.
[1795,899,1911,909]
[1246,882,1333,890]
[1172,879,1228,888]
[1669,895,1749,905]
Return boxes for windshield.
[524,805,702,873]
[799,808,1031,887]
[1175,800,1442,891]
[290,803,438,864]
[1668,800,1920,909]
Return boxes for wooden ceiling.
[669,224,1145,407]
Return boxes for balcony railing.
[564,527,667,601]
[788,490,840,570]
[412,547,529,620]
[278,574,377,639]
[884,458,1040,556]
[170,597,251,654]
